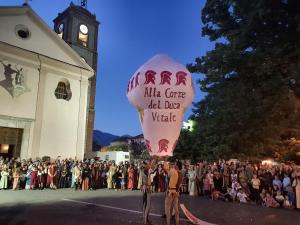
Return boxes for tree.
[129,140,145,159]
[173,129,201,162]
[140,149,151,160]
[189,0,300,160]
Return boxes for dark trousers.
[252,188,261,203]
[59,176,67,188]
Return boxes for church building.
[0,2,99,160]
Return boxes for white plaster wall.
[0,60,39,119]
[96,151,130,164]
[38,72,81,159]
[0,14,78,66]
[116,152,130,164]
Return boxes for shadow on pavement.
[0,190,299,225]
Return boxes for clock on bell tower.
[53,1,99,157]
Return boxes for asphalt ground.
[0,189,299,225]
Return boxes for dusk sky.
[1,0,213,136]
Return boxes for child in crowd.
[286,186,296,207]
[283,196,293,209]
[203,175,211,197]
[211,190,221,200]
[260,189,267,204]
[263,192,280,208]
[251,174,261,204]
[237,188,249,203]
[221,187,236,202]
[275,190,284,207]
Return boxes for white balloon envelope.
[127,54,194,157]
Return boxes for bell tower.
[53,1,99,157]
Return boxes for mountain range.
[93,130,132,147]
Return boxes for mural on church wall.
[0,60,30,98]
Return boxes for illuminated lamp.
[1,144,9,153]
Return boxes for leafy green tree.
[189,0,300,160]
[129,140,145,159]
[140,149,151,160]
[173,129,201,162]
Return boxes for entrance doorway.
[0,127,23,158]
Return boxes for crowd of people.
[0,156,299,211]
[187,161,300,210]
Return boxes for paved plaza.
[0,189,299,225]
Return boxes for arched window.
[55,80,72,101]
[57,23,64,38]
[78,24,88,47]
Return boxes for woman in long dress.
[73,163,82,190]
[107,162,116,189]
[25,169,31,190]
[47,163,57,189]
[188,165,197,196]
[92,162,100,189]
[12,166,20,190]
[0,168,9,189]
[127,165,134,190]
[82,164,90,191]
[137,165,143,190]
[30,166,38,189]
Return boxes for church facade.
[0,4,97,160]
[53,2,99,157]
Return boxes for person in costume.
[127,164,135,190]
[188,165,197,196]
[73,162,82,190]
[142,161,152,225]
[12,164,20,190]
[107,162,116,189]
[165,160,182,225]
[82,163,90,191]
[0,168,9,189]
[25,167,31,190]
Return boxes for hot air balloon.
[127,54,194,158]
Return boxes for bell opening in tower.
[78,24,88,47]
